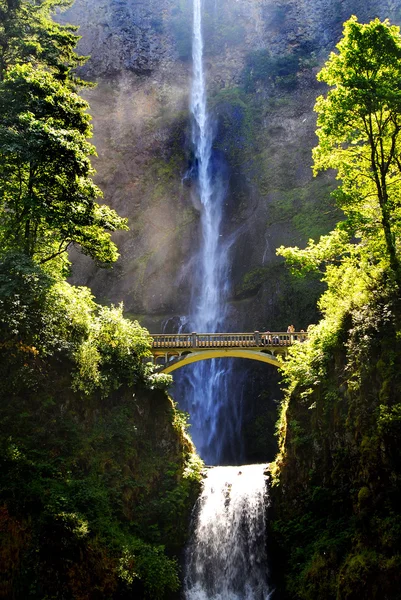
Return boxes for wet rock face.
[282,0,397,51]
[64,0,400,330]
[61,0,175,78]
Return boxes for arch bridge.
[150,331,307,373]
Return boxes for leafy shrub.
[0,253,154,398]
[119,540,180,598]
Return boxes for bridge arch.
[159,349,281,373]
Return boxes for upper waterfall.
[190,0,226,332]
[169,0,242,465]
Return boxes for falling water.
[173,0,243,466]
[184,465,273,600]
[180,3,273,596]
[190,0,224,330]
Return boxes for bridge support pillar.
[254,331,261,346]
[191,332,197,348]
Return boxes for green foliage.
[278,227,351,277]
[170,2,192,61]
[0,253,152,398]
[269,177,340,242]
[147,371,173,390]
[235,266,268,298]
[272,19,401,598]
[76,304,152,397]
[243,392,281,463]
[235,262,324,331]
[118,541,180,598]
[0,0,86,82]
[272,251,401,599]
[278,17,401,288]
[210,87,254,164]
[0,4,201,597]
[0,253,201,598]
[0,63,127,266]
[0,1,128,269]
[201,4,245,55]
[182,451,204,481]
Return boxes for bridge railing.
[152,334,193,348]
[151,332,307,349]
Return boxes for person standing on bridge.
[287,325,295,346]
[262,331,271,345]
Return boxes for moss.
[169,0,192,61]
[358,486,371,508]
[243,49,301,93]
[0,382,201,598]
[202,0,245,56]
[234,266,269,299]
[234,262,325,330]
[243,387,281,463]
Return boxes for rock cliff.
[63,0,400,331]
[269,290,401,599]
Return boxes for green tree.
[278,17,401,288]
[0,0,86,81]
[0,1,127,267]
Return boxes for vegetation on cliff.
[0,253,202,599]
[0,2,202,598]
[205,22,340,323]
[272,17,401,599]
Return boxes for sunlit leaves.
[0,0,86,82]
[277,228,352,276]
[118,541,179,599]
[314,17,401,282]
[278,17,401,297]
[0,254,153,397]
[276,17,401,462]
[0,46,127,267]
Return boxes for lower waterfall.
[184,465,273,600]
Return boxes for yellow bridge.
[151,331,307,373]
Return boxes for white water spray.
[184,465,273,600]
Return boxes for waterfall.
[190,0,224,331]
[180,4,273,596]
[172,0,244,466]
[184,465,273,600]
